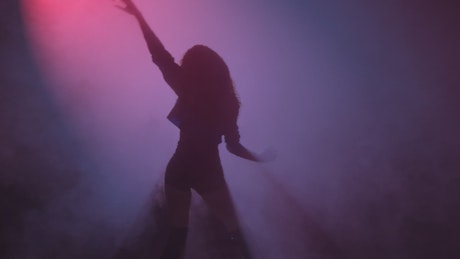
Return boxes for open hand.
[113,0,140,15]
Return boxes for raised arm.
[116,0,181,93]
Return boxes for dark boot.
[160,227,188,259]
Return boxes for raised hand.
[113,0,140,16]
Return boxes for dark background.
[1,0,460,258]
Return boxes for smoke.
[1,0,459,258]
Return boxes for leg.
[199,185,252,258]
[199,185,238,232]
[161,184,191,259]
[164,183,191,227]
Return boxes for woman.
[116,1,274,258]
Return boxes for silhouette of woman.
[116,1,274,258]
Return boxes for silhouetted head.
[181,45,235,96]
[181,44,240,115]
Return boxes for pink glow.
[14,0,458,258]
[21,0,325,182]
[21,0,358,257]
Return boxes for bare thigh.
[164,184,191,228]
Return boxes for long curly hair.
[181,45,240,126]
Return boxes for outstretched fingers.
[112,0,139,15]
